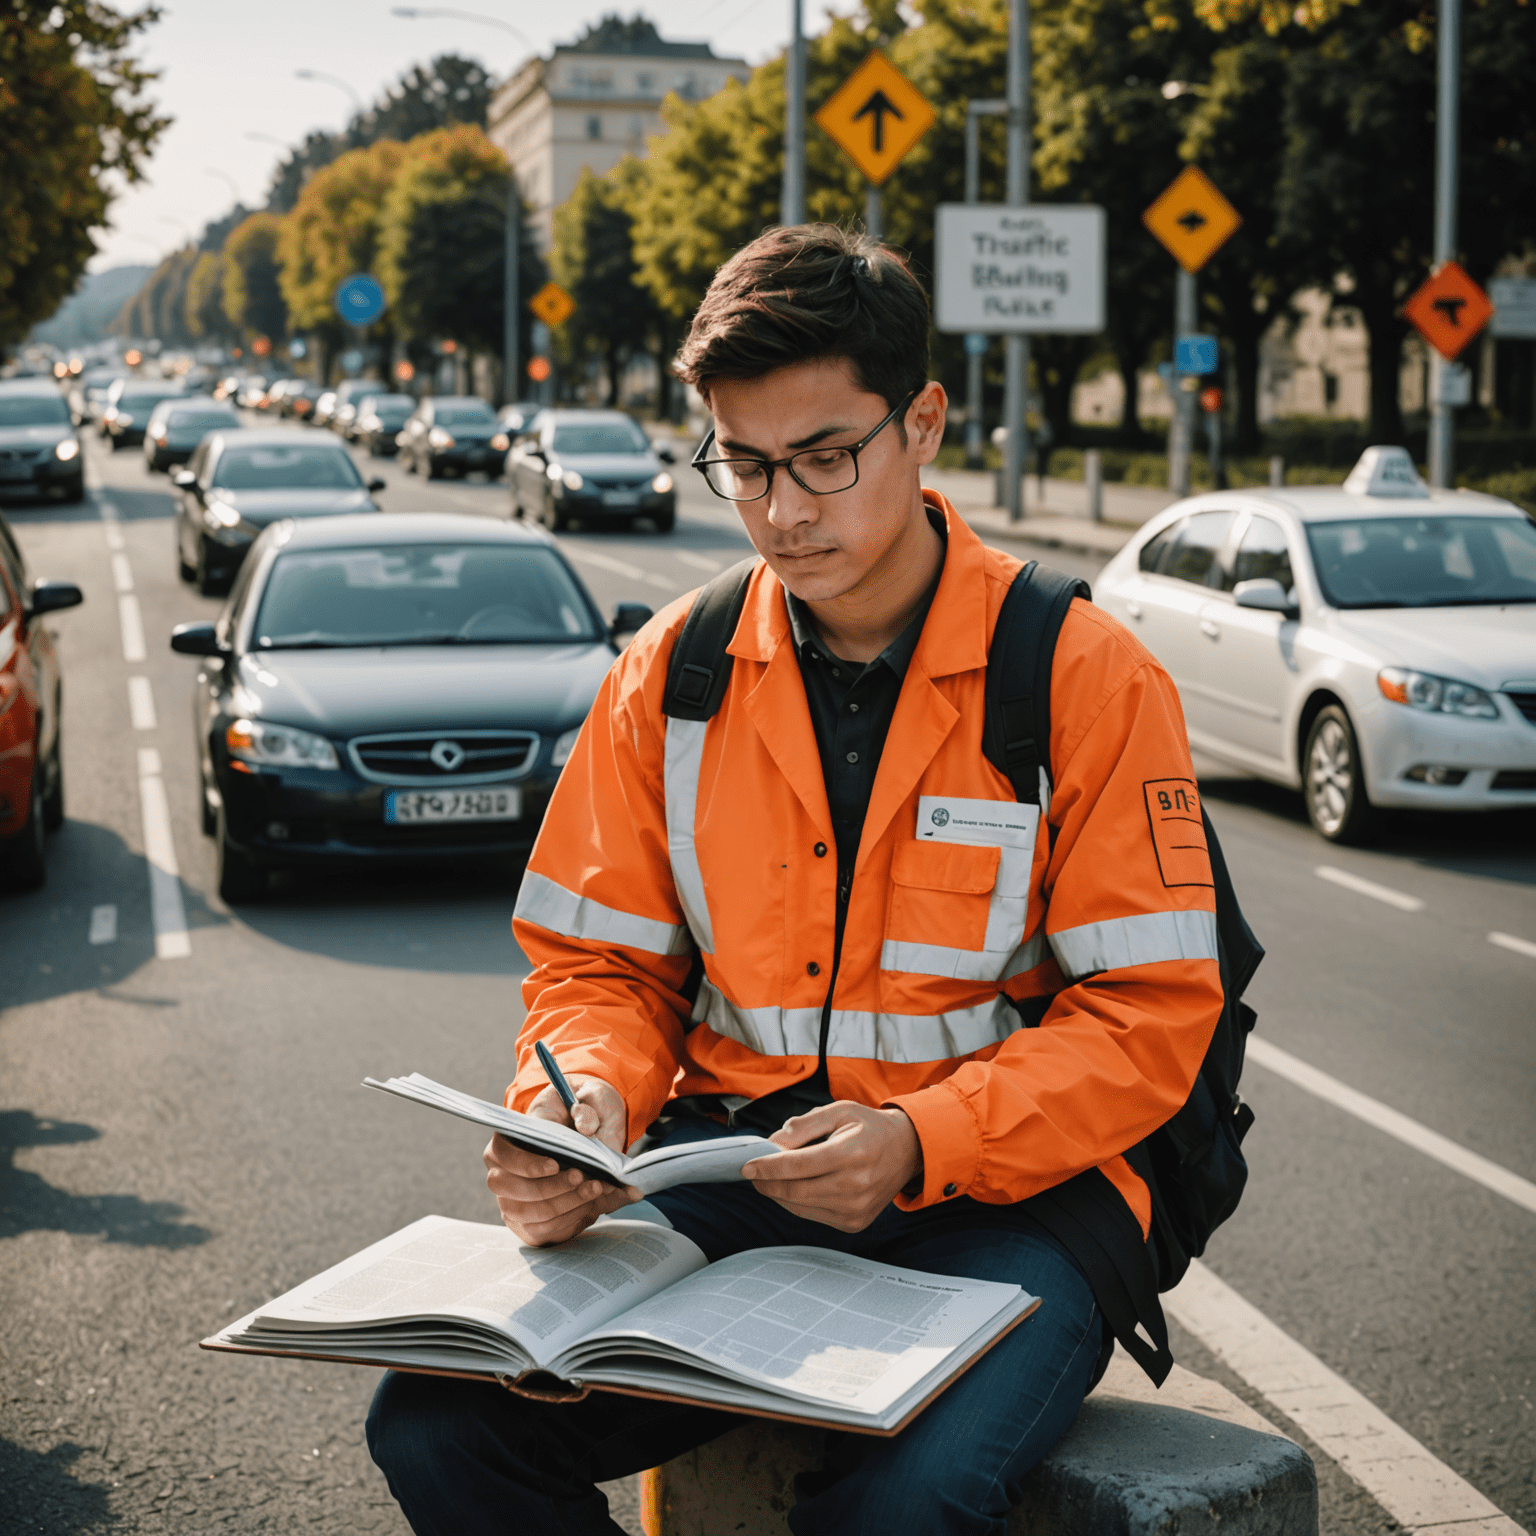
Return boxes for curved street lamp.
[295,68,363,115]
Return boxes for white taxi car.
[1094,447,1536,842]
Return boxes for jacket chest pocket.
[886,839,1001,956]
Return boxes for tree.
[0,1,169,350]
[222,213,288,346]
[185,252,235,346]
[377,125,543,394]
[111,247,197,346]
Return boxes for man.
[367,225,1222,1535]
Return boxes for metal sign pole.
[865,183,882,239]
[782,0,806,226]
[504,174,520,406]
[1429,0,1460,488]
[964,100,1006,472]
[1003,0,1030,522]
[1170,268,1196,496]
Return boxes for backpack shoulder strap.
[982,561,1092,805]
[661,557,759,721]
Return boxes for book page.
[559,1247,1027,1418]
[240,1215,705,1367]
[623,1134,777,1195]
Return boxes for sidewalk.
[920,465,1177,559]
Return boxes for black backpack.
[662,556,1263,1380]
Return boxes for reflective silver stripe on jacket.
[879,838,1036,982]
[1049,909,1218,982]
[514,870,691,957]
[664,716,715,954]
[693,977,1022,1065]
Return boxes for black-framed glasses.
[691,390,918,503]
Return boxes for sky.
[90,0,841,273]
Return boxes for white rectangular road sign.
[1489,277,1536,339]
[935,204,1106,334]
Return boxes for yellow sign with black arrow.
[1143,166,1242,273]
[815,51,935,186]
[529,281,576,329]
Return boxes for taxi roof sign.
[1342,445,1430,499]
[1143,167,1242,273]
[529,282,576,329]
[1403,262,1493,361]
[814,51,935,185]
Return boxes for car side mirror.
[29,579,84,617]
[172,469,197,489]
[656,445,676,464]
[609,601,654,640]
[1233,578,1297,617]
[170,620,226,656]
[367,477,386,493]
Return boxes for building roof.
[561,15,721,60]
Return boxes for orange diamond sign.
[815,51,935,185]
[1143,167,1242,273]
[529,281,575,329]
[1403,262,1493,360]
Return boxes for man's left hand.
[742,1102,922,1232]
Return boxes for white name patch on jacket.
[916,795,1038,851]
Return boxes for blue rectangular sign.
[1175,333,1219,375]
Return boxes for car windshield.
[551,420,650,455]
[212,445,363,490]
[252,544,599,648]
[120,392,179,410]
[0,395,71,427]
[364,395,414,413]
[435,404,496,426]
[1305,515,1536,608]
[168,409,238,430]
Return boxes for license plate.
[384,786,522,824]
[0,464,32,482]
[602,491,639,507]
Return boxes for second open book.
[205,1214,1039,1435]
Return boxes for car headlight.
[551,726,582,768]
[148,424,168,442]
[428,427,455,449]
[651,472,673,494]
[561,469,584,492]
[490,432,509,451]
[1377,667,1500,720]
[225,718,340,770]
[204,502,242,529]
[54,439,80,461]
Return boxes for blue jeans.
[367,1121,1102,1536]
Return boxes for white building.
[488,16,748,252]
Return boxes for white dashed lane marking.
[128,677,157,731]
[1247,1036,1536,1217]
[675,551,724,573]
[565,548,645,580]
[88,905,118,945]
[137,748,190,961]
[111,552,134,593]
[1168,1261,1527,1536]
[1489,931,1536,961]
[118,596,146,662]
[1314,864,1425,912]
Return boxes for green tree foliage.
[0,0,169,350]
[111,247,197,346]
[185,252,234,344]
[222,213,288,344]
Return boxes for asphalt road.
[2,419,1531,1535]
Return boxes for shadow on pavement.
[0,1439,119,1533]
[0,1110,211,1247]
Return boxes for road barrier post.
[1269,454,1285,487]
[1085,448,1102,522]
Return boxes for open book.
[204,1215,1038,1435]
[364,1073,776,1195]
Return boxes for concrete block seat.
[637,1355,1319,1536]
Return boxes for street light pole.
[781,0,806,226]
[294,69,363,116]
[965,100,1006,471]
[1002,0,1030,521]
[1428,0,1461,488]
[1169,270,1196,496]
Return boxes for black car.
[143,399,241,472]
[103,379,185,448]
[168,512,653,903]
[0,382,85,503]
[354,393,416,456]
[398,396,502,479]
[173,429,385,595]
[507,409,676,533]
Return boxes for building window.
[586,115,602,140]
[1322,370,1339,408]
[637,71,654,91]
[678,71,700,99]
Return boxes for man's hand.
[742,1102,923,1232]
[484,1076,640,1247]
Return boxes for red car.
[0,512,83,889]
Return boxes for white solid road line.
[88,905,118,945]
[136,747,190,960]
[675,550,724,573]
[1167,1260,1526,1536]
[644,572,678,593]
[111,552,134,593]
[565,548,646,580]
[118,595,146,662]
[1315,864,1426,912]
[127,676,157,731]
[1247,1035,1536,1218]
[1489,931,1536,961]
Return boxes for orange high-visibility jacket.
[509,493,1222,1234]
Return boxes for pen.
[535,1041,580,1119]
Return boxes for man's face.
[706,359,946,605]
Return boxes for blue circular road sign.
[334,273,386,327]
[964,332,989,356]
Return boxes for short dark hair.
[675,224,930,414]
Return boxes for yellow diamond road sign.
[1143,166,1242,273]
[815,50,935,185]
[529,281,575,328]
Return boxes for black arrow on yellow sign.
[1176,209,1207,233]
[853,89,904,153]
